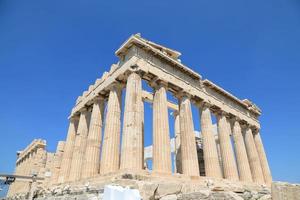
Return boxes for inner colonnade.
[57,34,272,187]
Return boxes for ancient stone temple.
[7,34,276,200]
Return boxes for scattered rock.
[211,186,225,192]
[181,191,209,200]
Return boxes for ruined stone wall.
[272,182,300,200]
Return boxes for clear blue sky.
[1,0,300,195]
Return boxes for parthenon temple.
[7,34,273,199]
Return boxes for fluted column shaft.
[174,111,182,174]
[179,95,199,176]
[100,86,122,174]
[200,105,222,178]
[69,109,90,181]
[51,141,65,184]
[120,72,144,171]
[232,120,252,182]
[244,127,265,184]
[58,117,78,183]
[254,131,272,185]
[152,83,172,173]
[217,113,239,180]
[24,154,31,176]
[82,97,105,178]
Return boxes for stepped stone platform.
[5,171,272,200]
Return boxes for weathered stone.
[155,183,182,198]
[272,182,300,200]
[160,194,178,200]
[210,191,244,200]
[181,191,209,200]
[258,194,272,200]
[139,182,158,200]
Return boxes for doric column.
[243,126,265,184]
[82,97,105,178]
[36,147,47,178]
[232,119,252,182]
[51,141,65,185]
[178,94,199,176]
[120,72,144,171]
[24,154,31,176]
[152,81,172,173]
[254,131,272,185]
[69,108,91,181]
[100,85,122,174]
[58,116,78,183]
[216,112,239,181]
[200,103,222,178]
[174,111,182,174]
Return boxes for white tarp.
[103,185,141,200]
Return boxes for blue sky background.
[1,0,300,196]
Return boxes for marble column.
[69,108,90,181]
[217,113,239,181]
[120,72,144,171]
[100,85,122,174]
[232,119,252,182]
[178,94,199,176]
[244,126,265,184]
[254,131,272,185]
[200,104,222,178]
[24,154,31,176]
[174,111,182,174]
[152,81,172,173]
[82,97,105,178]
[51,141,65,185]
[58,117,78,183]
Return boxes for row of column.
[59,72,144,182]
[58,71,272,186]
[199,103,272,185]
[150,81,272,185]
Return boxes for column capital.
[79,107,90,114]
[149,77,168,90]
[92,95,105,103]
[124,68,143,78]
[231,116,241,122]
[215,109,230,119]
[106,82,124,93]
[251,126,260,134]
[229,116,243,127]
[175,91,192,100]
[240,122,250,130]
[197,100,213,109]
[69,115,80,123]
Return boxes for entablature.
[16,139,46,164]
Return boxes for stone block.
[272,182,300,200]
[155,183,182,198]
[160,194,178,200]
